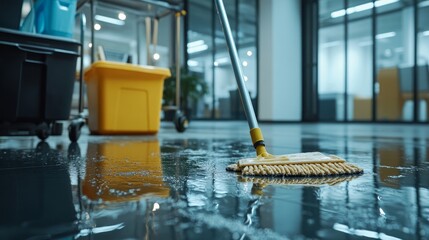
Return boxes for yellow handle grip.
[250,128,270,157]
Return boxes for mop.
[214,0,363,177]
[239,174,361,195]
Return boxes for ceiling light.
[375,0,399,7]
[384,49,392,57]
[187,44,208,54]
[242,61,248,67]
[331,0,399,18]
[94,23,101,30]
[354,2,373,12]
[419,0,429,7]
[247,50,253,56]
[216,57,229,64]
[423,31,429,36]
[118,12,126,20]
[95,15,125,25]
[153,53,160,60]
[244,76,248,81]
[214,57,229,66]
[187,40,205,48]
[187,60,199,67]
[88,43,93,48]
[376,31,396,39]
[331,9,346,18]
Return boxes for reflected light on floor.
[333,223,401,240]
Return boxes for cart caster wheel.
[68,121,84,142]
[174,112,188,133]
[36,123,50,141]
[51,122,63,135]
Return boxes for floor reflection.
[0,123,428,239]
[83,140,169,202]
[295,135,429,240]
[0,142,77,239]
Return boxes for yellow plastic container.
[84,61,171,134]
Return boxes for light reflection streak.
[76,223,125,237]
[333,223,401,240]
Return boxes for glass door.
[318,0,346,121]
[376,1,414,122]
[417,0,429,122]
[347,18,373,121]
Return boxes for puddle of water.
[1,134,428,239]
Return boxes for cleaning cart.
[72,0,188,141]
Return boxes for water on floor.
[0,122,428,239]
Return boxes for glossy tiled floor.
[1,121,428,239]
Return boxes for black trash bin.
[0,28,79,139]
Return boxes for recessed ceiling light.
[187,40,205,48]
[118,12,126,21]
[376,31,396,39]
[331,0,399,18]
[187,44,208,54]
[187,60,199,67]
[95,15,125,25]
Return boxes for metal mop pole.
[214,0,258,130]
[145,17,152,65]
[215,0,270,157]
[78,13,86,114]
[175,12,181,109]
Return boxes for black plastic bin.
[0,0,24,30]
[0,28,79,139]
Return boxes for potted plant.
[163,67,208,120]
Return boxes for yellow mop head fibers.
[239,174,361,186]
[238,175,361,195]
[226,128,363,177]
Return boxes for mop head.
[226,152,363,177]
[238,175,360,195]
[239,175,360,186]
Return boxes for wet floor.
[0,121,428,239]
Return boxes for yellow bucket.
[84,61,171,134]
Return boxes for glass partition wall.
[318,0,346,121]
[186,0,258,119]
[417,0,429,122]
[316,0,428,122]
[76,0,258,120]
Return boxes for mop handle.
[214,0,258,130]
